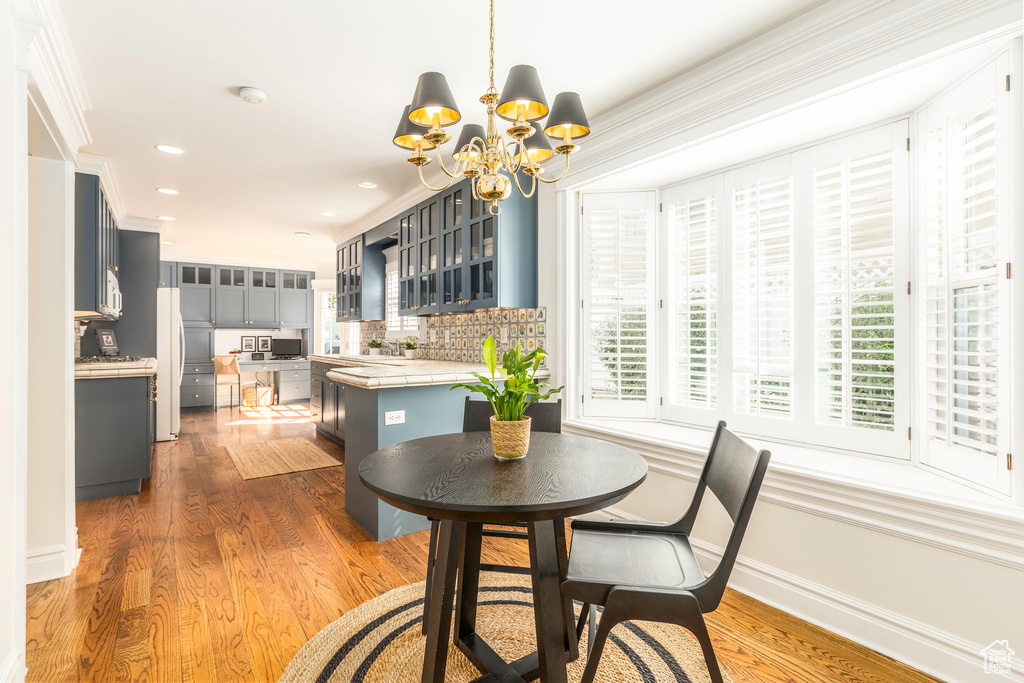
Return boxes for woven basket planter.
[242,385,274,408]
[489,415,531,460]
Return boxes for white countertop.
[309,354,548,389]
[74,357,158,379]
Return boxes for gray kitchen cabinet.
[312,362,344,443]
[75,376,155,501]
[159,261,176,288]
[177,263,215,326]
[249,268,280,327]
[74,172,120,318]
[336,236,386,322]
[183,328,214,362]
[280,270,313,327]
[216,266,248,327]
[397,178,536,315]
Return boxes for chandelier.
[392,0,591,215]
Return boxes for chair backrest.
[463,397,562,434]
[213,355,240,376]
[674,421,770,609]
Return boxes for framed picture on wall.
[257,336,273,352]
[241,336,256,352]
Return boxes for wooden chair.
[212,355,258,409]
[562,421,771,683]
[421,397,562,634]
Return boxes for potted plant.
[451,336,563,460]
[367,339,382,356]
[402,335,419,359]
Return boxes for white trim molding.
[119,216,165,233]
[0,647,24,683]
[331,168,450,246]
[556,0,1021,189]
[601,503,1024,683]
[25,542,77,584]
[159,252,317,273]
[566,421,1024,571]
[74,153,125,222]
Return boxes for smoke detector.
[238,87,268,106]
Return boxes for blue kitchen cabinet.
[215,266,248,327]
[158,261,176,288]
[75,375,155,501]
[74,172,121,319]
[249,268,280,327]
[397,178,537,315]
[280,270,313,327]
[337,235,386,322]
[177,263,216,326]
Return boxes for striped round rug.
[280,574,732,683]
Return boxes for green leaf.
[483,336,497,377]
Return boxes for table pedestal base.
[423,519,579,683]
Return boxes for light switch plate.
[384,410,406,426]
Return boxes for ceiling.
[59,0,829,274]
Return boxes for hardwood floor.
[25,404,940,683]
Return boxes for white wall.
[26,155,78,584]
[0,2,30,679]
[546,1,1024,681]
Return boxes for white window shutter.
[731,168,795,419]
[663,178,718,423]
[581,192,657,419]
[919,53,1011,495]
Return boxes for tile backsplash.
[358,307,548,363]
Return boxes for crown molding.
[160,253,318,272]
[12,13,44,72]
[557,0,1021,187]
[74,154,126,222]
[119,217,164,233]
[19,0,92,157]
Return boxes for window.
[318,292,342,355]
[918,53,1012,495]
[581,192,657,419]
[581,122,910,456]
[386,251,418,334]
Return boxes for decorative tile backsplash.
[358,307,548,363]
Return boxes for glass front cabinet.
[398,178,537,316]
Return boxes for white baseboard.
[26,543,75,584]
[0,647,23,683]
[602,506,1023,683]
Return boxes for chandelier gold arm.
[416,162,458,192]
[534,153,572,184]
[511,164,538,198]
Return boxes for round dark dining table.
[359,431,648,683]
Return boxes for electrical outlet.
[384,410,406,426]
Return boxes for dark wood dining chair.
[421,397,562,633]
[561,421,770,683]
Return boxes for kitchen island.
[308,354,548,541]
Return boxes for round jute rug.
[279,574,732,683]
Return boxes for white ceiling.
[59,0,829,273]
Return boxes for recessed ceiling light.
[156,187,179,195]
[155,144,184,155]
[271,250,283,254]
[161,240,173,245]
[294,231,311,237]
[157,216,175,221]
[320,211,337,217]
[358,181,377,189]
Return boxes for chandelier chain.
[488,0,495,92]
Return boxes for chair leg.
[422,519,439,635]
[574,602,590,641]
[588,604,597,655]
[686,612,724,683]
[579,603,619,683]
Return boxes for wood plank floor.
[25,404,941,683]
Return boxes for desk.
[359,431,648,683]
[235,358,311,404]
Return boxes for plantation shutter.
[808,124,908,455]
[731,159,795,420]
[919,53,1011,494]
[581,192,657,419]
[663,178,718,423]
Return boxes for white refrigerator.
[156,288,183,441]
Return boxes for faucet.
[378,338,400,356]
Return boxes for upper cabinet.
[74,173,121,318]
[177,263,215,327]
[337,234,387,322]
[398,178,537,315]
[166,261,312,330]
[280,270,313,327]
